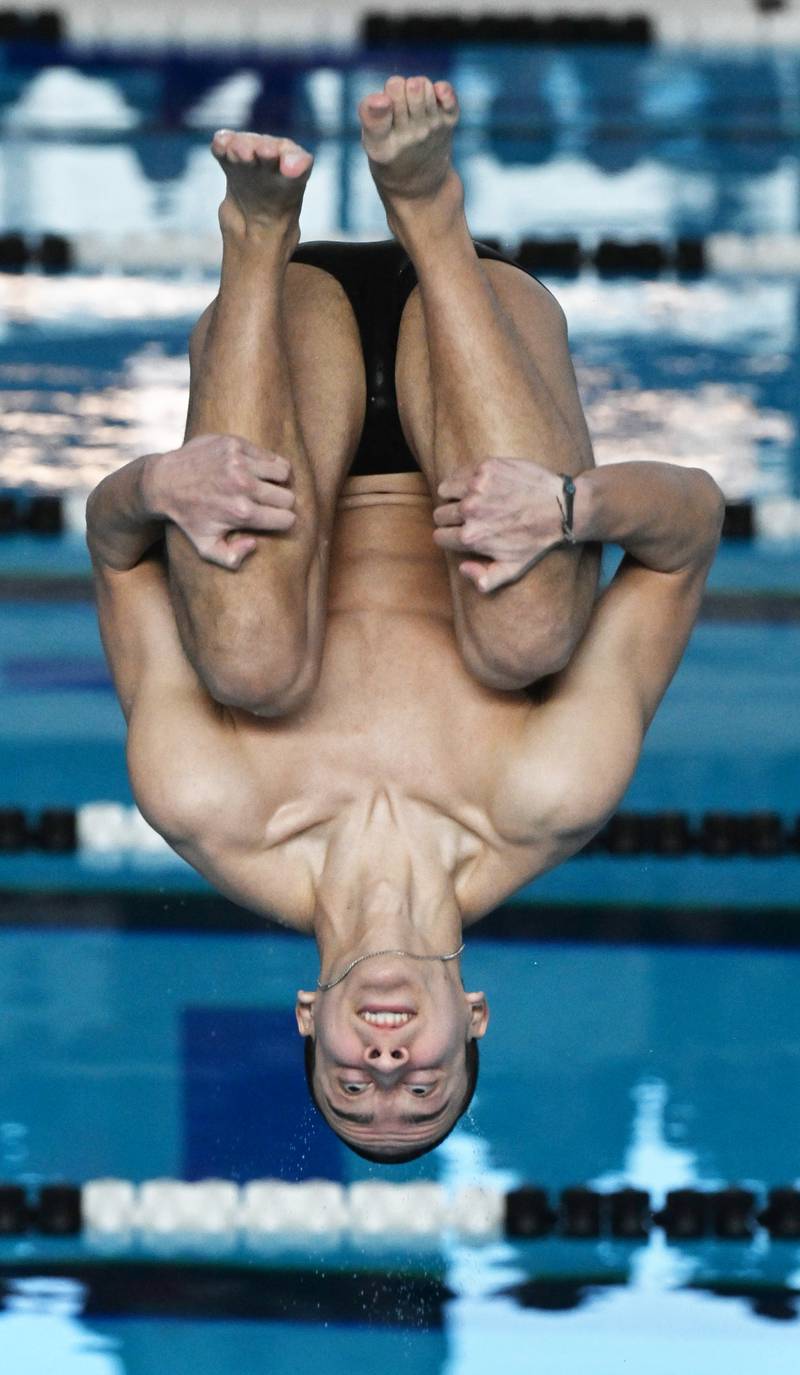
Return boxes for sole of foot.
[358,75,463,240]
[211,130,314,243]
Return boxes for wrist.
[139,450,173,521]
[571,469,603,544]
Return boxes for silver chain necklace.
[317,943,465,991]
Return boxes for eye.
[342,1082,368,1095]
[408,1084,432,1097]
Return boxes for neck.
[311,791,463,982]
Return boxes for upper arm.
[91,544,213,723]
[499,539,719,841]
[90,547,313,926]
[90,546,236,836]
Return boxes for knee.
[189,299,217,367]
[458,616,575,692]
[200,630,320,718]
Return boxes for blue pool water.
[2,35,800,1375]
[1,929,800,1371]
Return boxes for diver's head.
[295,954,488,1162]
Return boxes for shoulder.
[131,716,316,931]
[127,694,243,843]
[486,675,643,854]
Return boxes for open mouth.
[358,1008,416,1027]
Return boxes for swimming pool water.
[2,47,800,241]
[1,928,799,1372]
[0,274,797,504]
[2,35,800,1375]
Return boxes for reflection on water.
[444,1285,800,1375]
[0,1280,122,1374]
[1,49,799,239]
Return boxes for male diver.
[86,77,725,1162]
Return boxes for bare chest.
[196,482,564,921]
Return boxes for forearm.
[573,462,725,572]
[85,453,167,570]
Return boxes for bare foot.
[211,130,313,246]
[358,76,463,242]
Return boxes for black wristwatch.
[557,473,577,544]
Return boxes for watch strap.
[557,473,578,544]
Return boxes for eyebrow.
[324,1096,452,1127]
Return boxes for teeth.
[360,1011,413,1027]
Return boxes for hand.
[433,457,571,592]
[146,435,296,569]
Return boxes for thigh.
[395,257,595,487]
[395,258,600,688]
[185,261,366,512]
[167,262,366,712]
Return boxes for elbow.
[85,484,108,554]
[691,469,726,555]
[84,492,102,561]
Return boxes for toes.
[211,128,234,159]
[423,78,438,117]
[384,74,410,127]
[279,141,313,177]
[211,131,312,178]
[358,93,394,139]
[406,75,428,119]
[228,132,261,163]
[253,134,281,161]
[434,81,459,118]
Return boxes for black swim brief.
[289,238,552,478]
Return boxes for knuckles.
[474,459,496,485]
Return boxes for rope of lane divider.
[0,805,798,858]
[1,1179,799,1244]
[0,804,173,857]
[0,4,799,51]
[4,232,800,277]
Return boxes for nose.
[363,1042,409,1068]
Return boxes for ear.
[295,989,316,1037]
[466,991,489,1039]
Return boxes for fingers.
[432,500,463,528]
[203,501,296,566]
[213,435,294,499]
[201,434,291,480]
[460,559,522,594]
[203,534,257,569]
[437,475,470,500]
[225,534,257,568]
[432,526,466,553]
[231,501,297,532]
[233,439,291,479]
[458,560,492,592]
[249,478,295,509]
